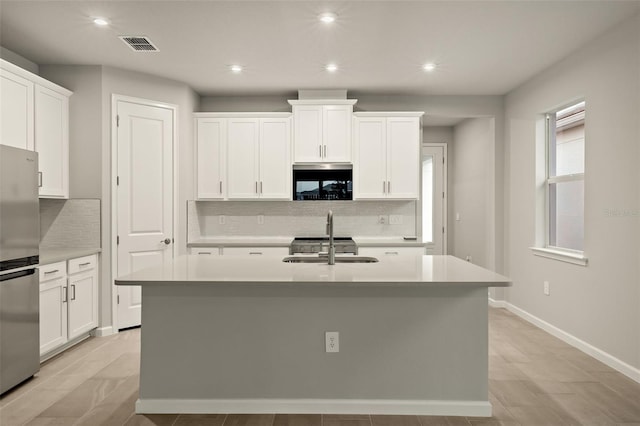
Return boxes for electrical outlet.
[378,215,388,225]
[543,281,550,296]
[325,331,339,353]
[257,215,264,225]
[389,215,403,225]
[218,215,225,225]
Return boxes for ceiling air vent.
[119,36,159,52]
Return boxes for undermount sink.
[282,256,379,264]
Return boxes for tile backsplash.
[188,200,416,240]
[40,199,101,250]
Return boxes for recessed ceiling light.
[423,63,437,72]
[92,17,110,27]
[230,65,243,73]
[326,63,338,73]
[319,13,337,24]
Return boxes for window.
[546,101,585,252]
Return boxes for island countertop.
[115,254,511,287]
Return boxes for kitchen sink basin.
[282,256,379,264]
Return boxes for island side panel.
[138,283,489,413]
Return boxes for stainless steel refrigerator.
[0,145,40,395]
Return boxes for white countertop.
[115,254,511,288]
[40,247,101,265]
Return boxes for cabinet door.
[39,278,68,355]
[35,85,69,198]
[386,117,420,199]
[259,118,291,199]
[0,69,34,150]
[227,119,259,199]
[67,270,98,340]
[196,118,226,199]
[354,117,387,199]
[323,105,352,162]
[292,105,322,163]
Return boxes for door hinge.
[443,226,445,233]
[116,115,120,127]
[442,192,445,198]
[117,294,120,304]
[117,235,120,245]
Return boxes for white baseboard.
[503,302,640,384]
[92,326,114,337]
[488,297,507,308]
[136,398,492,417]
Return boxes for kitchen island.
[115,254,510,416]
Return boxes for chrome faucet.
[326,210,335,265]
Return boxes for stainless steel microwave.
[293,164,353,200]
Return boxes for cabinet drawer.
[68,255,96,275]
[188,247,221,255]
[358,247,425,257]
[222,247,289,256]
[39,261,66,282]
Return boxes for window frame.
[531,101,588,266]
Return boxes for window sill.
[529,247,588,266]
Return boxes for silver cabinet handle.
[388,181,391,193]
[198,251,212,255]
[249,252,263,255]
[219,181,222,193]
[79,262,91,266]
[319,145,322,157]
[323,145,327,157]
[44,269,59,275]
[260,181,263,194]
[71,284,76,300]
[62,286,68,303]
[383,181,386,193]
[255,181,258,194]
[385,251,399,255]
[38,172,43,188]
[161,238,171,245]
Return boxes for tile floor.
[1,308,639,425]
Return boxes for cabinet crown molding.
[1,58,72,97]
[288,99,357,106]
[194,112,291,118]
[353,111,425,117]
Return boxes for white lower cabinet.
[358,246,425,257]
[39,254,98,357]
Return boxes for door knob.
[161,238,171,245]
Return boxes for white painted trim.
[287,99,357,106]
[193,112,291,118]
[488,297,507,308]
[111,94,179,332]
[421,143,448,255]
[504,302,640,384]
[0,58,72,96]
[530,246,588,266]
[136,398,491,416]
[92,326,114,337]
[354,111,425,117]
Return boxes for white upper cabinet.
[289,100,356,163]
[35,85,69,198]
[197,113,291,201]
[196,117,226,199]
[1,68,34,150]
[1,59,71,199]
[354,112,423,200]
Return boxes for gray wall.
[452,118,495,270]
[504,14,640,370]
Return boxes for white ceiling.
[1,0,638,100]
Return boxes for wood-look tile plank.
[223,414,275,426]
[564,382,640,423]
[174,413,226,425]
[37,377,127,418]
[123,413,179,426]
[273,414,320,426]
[417,416,470,426]
[550,393,619,426]
[24,417,77,425]
[73,374,139,426]
[371,415,421,426]
[323,414,372,426]
[506,405,580,426]
[0,388,70,426]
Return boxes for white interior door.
[116,99,173,330]
[422,145,446,254]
